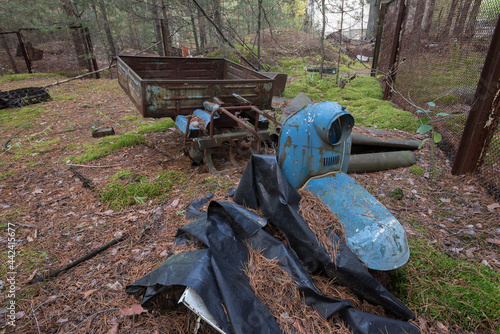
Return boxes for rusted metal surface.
[258,72,288,96]
[117,55,274,118]
[203,101,262,154]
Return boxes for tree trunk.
[130,12,141,50]
[213,0,221,27]
[366,0,380,39]
[453,0,472,38]
[189,3,200,53]
[320,0,326,79]
[336,0,345,84]
[97,0,116,58]
[411,0,426,44]
[464,0,482,38]
[444,0,459,39]
[197,7,207,50]
[81,27,100,78]
[61,0,90,70]
[422,0,436,37]
[161,0,172,56]
[257,0,262,69]
[151,0,164,56]
[412,0,426,34]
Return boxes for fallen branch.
[3,129,23,150]
[69,167,94,189]
[29,233,129,284]
[42,60,116,89]
[66,163,121,168]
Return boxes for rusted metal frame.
[192,130,270,150]
[208,105,262,153]
[222,104,281,126]
[383,0,406,100]
[213,96,224,105]
[16,31,33,74]
[217,105,260,133]
[233,93,251,105]
[452,15,500,175]
[232,94,281,125]
[250,105,282,126]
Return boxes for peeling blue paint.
[278,101,409,270]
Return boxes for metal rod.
[250,105,282,126]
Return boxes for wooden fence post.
[452,16,500,175]
[83,27,100,79]
[382,0,406,100]
[16,31,33,74]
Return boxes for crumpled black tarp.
[233,154,416,321]
[127,198,419,333]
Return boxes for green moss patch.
[100,170,186,210]
[72,132,146,163]
[0,106,45,129]
[0,170,16,181]
[137,118,175,134]
[0,73,62,83]
[390,238,500,332]
[112,169,132,180]
[410,165,424,176]
[53,93,78,101]
[284,75,417,132]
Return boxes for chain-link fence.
[376,0,500,200]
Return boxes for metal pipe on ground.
[347,151,416,173]
[351,132,421,150]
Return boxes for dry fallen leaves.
[120,304,146,317]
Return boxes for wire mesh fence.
[0,27,113,76]
[377,0,500,199]
[1,29,78,75]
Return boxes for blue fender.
[304,173,410,270]
[278,101,410,270]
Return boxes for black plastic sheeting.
[127,154,421,333]
[0,87,51,109]
[127,199,419,333]
[234,155,416,321]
